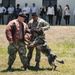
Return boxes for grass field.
[0,25,75,75]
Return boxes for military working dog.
[26,28,64,71]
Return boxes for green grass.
[0,25,75,75]
[0,41,75,75]
[48,40,75,57]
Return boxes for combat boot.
[27,61,30,67]
[35,62,39,69]
[23,66,27,70]
[6,65,12,70]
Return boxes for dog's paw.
[52,65,57,71]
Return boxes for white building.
[0,0,75,25]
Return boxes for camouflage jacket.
[28,17,50,31]
[28,17,50,41]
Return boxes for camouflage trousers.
[27,46,41,64]
[8,41,27,67]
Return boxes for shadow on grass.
[27,66,60,72]
[0,68,24,72]
[1,66,60,72]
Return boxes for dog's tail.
[56,58,64,64]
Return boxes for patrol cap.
[18,12,27,18]
[32,12,38,16]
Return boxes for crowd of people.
[0,3,75,25]
[0,3,39,24]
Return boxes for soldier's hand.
[26,41,35,47]
[29,42,35,47]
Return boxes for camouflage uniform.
[27,17,50,67]
[5,18,31,70]
[8,41,27,67]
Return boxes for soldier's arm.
[25,35,39,47]
[26,38,38,47]
[40,20,50,31]
[5,21,13,43]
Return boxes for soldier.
[29,28,64,71]
[27,13,50,68]
[5,12,31,70]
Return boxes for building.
[0,0,75,25]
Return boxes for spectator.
[5,12,31,70]
[7,4,14,24]
[54,5,57,16]
[22,3,30,23]
[56,5,63,25]
[31,3,38,14]
[39,5,46,20]
[0,3,6,24]
[64,5,70,25]
[15,4,21,18]
[73,8,75,24]
[47,3,54,25]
